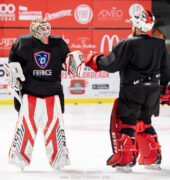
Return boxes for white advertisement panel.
[0,57,11,100]
[61,68,119,99]
[0,57,120,101]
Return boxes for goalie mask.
[130,10,155,32]
[30,19,51,42]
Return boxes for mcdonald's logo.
[100,35,119,53]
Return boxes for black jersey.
[9,34,70,97]
[97,34,170,87]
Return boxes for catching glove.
[63,50,85,77]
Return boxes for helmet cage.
[30,19,51,41]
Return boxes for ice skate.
[144,164,161,170]
[144,155,161,170]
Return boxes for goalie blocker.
[83,51,103,72]
[9,94,70,169]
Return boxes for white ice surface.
[0,103,170,180]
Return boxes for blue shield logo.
[34,51,51,69]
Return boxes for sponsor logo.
[19,6,42,20]
[100,35,119,53]
[74,4,93,24]
[0,64,5,78]
[112,132,118,153]
[44,10,72,21]
[34,51,51,69]
[69,79,86,94]
[92,84,109,90]
[0,3,15,21]
[0,38,17,49]
[12,125,24,149]
[98,7,123,21]
[129,4,144,17]
[0,60,8,89]
[71,37,96,49]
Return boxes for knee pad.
[136,121,161,165]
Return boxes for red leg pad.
[107,98,138,167]
[107,134,137,167]
[136,133,161,165]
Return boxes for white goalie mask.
[130,10,155,32]
[30,19,51,41]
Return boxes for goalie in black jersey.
[84,10,170,172]
[4,19,85,170]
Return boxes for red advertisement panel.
[0,0,151,28]
[0,0,93,28]
[52,29,132,55]
[0,29,132,57]
[0,29,29,57]
[93,29,132,54]
[0,0,47,27]
[93,0,152,28]
[46,0,93,28]
[51,29,93,56]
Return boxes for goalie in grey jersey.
[4,19,85,169]
[84,10,170,172]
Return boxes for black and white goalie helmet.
[130,10,156,32]
[30,19,51,41]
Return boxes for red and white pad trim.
[9,95,70,169]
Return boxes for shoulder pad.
[18,34,32,40]
[49,35,65,46]
[49,35,61,39]
[17,34,32,49]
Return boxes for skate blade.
[144,164,161,170]
[116,166,132,173]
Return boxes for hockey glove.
[84,51,103,72]
[160,84,170,105]
[3,62,25,104]
[63,50,85,77]
[4,62,25,91]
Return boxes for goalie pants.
[9,94,70,168]
[118,83,160,128]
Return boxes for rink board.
[0,98,115,105]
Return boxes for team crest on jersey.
[34,51,51,69]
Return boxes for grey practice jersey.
[9,34,70,97]
[97,34,170,87]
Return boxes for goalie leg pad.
[41,95,70,169]
[107,98,138,167]
[107,134,137,167]
[9,95,38,168]
[136,130,161,165]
